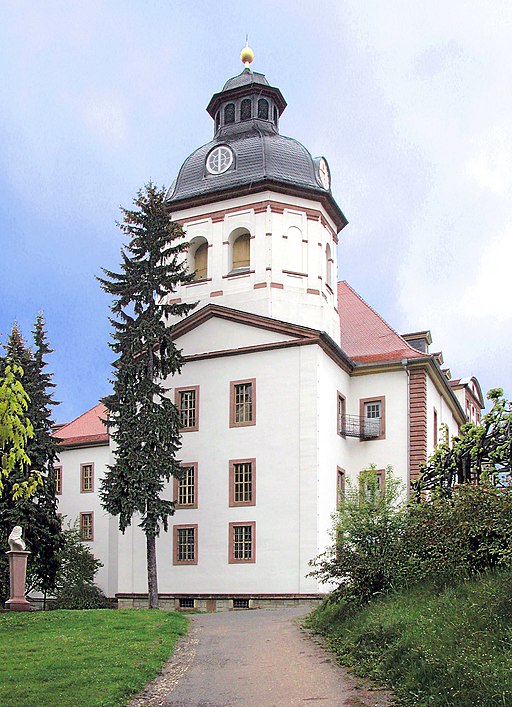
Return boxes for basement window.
[179,597,195,609]
[233,598,250,609]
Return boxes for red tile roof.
[54,403,109,448]
[337,281,424,364]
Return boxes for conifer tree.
[0,318,64,606]
[98,182,196,608]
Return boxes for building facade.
[54,57,484,610]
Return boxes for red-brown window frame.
[80,463,94,493]
[80,511,94,541]
[337,392,346,437]
[229,458,256,507]
[175,386,200,432]
[54,466,62,495]
[359,396,386,440]
[228,521,256,564]
[173,524,198,565]
[173,463,198,509]
[229,379,256,428]
[336,467,345,506]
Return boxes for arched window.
[232,231,251,271]
[325,243,333,288]
[215,111,221,131]
[194,241,208,280]
[224,103,235,124]
[258,99,269,120]
[286,226,304,273]
[273,106,278,126]
[189,237,208,281]
[241,98,252,121]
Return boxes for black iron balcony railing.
[339,414,381,440]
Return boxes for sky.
[1,0,511,424]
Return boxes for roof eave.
[168,179,348,233]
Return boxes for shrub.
[309,466,406,604]
[53,583,110,610]
[402,483,512,587]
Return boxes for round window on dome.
[206,145,234,175]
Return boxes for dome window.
[257,99,269,120]
[224,103,235,124]
[240,98,252,121]
[206,145,234,175]
[215,111,221,131]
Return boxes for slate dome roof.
[166,68,347,230]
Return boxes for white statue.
[8,526,26,551]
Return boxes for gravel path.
[131,607,394,707]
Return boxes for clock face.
[318,157,330,190]
[206,145,234,175]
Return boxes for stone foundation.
[116,593,323,612]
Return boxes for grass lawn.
[0,609,188,707]
[306,570,512,706]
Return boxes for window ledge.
[184,278,212,287]
[223,269,254,279]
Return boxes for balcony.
[339,414,381,440]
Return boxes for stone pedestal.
[5,550,32,611]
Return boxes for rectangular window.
[337,392,346,436]
[175,386,199,432]
[359,397,386,440]
[80,512,94,541]
[229,458,256,507]
[229,521,256,563]
[174,463,198,509]
[54,466,62,495]
[433,409,438,447]
[80,463,94,492]
[173,525,198,565]
[230,379,256,427]
[337,467,345,506]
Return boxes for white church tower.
[164,47,347,344]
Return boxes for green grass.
[306,570,512,706]
[0,609,188,707]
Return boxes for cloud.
[466,128,512,195]
[461,230,512,321]
[82,96,130,147]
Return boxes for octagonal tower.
[165,51,347,344]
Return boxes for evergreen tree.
[0,318,64,606]
[98,182,196,608]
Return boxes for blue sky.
[1,1,511,423]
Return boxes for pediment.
[171,304,319,358]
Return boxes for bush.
[310,468,512,605]
[402,483,512,587]
[53,583,110,610]
[309,466,406,604]
[51,523,108,609]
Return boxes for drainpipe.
[402,359,411,500]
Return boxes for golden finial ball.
[240,46,254,66]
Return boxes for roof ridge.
[338,280,423,358]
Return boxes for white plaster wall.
[426,375,461,456]
[316,351,352,565]
[348,371,410,491]
[116,343,323,595]
[55,443,117,596]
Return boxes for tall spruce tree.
[98,182,196,608]
[0,318,64,606]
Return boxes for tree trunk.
[146,534,159,609]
